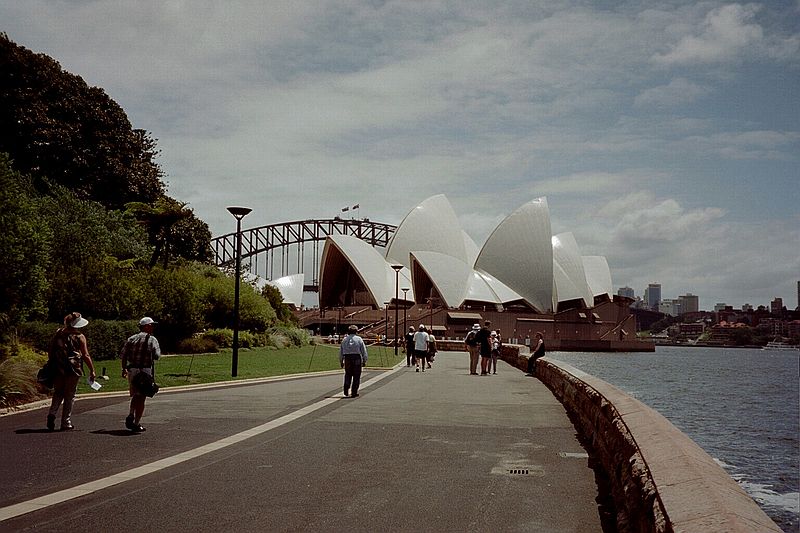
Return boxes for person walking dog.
[340,325,368,398]
[121,317,161,432]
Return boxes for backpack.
[466,331,478,346]
[49,329,83,377]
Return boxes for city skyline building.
[617,286,635,299]
[678,293,699,314]
[644,283,661,312]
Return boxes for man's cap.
[409,326,415,330]
[139,317,158,326]
[472,324,480,330]
[491,331,497,336]
[348,324,358,333]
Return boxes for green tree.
[0,153,52,329]
[0,33,164,209]
[37,184,152,320]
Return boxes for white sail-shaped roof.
[410,251,472,308]
[552,232,593,308]
[462,231,480,266]
[266,273,305,307]
[582,256,612,298]
[385,194,467,269]
[474,197,553,312]
[319,234,394,308]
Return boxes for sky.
[3,0,799,311]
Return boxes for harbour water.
[550,346,799,532]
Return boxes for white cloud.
[1,1,798,309]
[634,78,710,108]
[653,4,764,65]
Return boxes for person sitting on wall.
[526,332,545,376]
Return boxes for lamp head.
[227,206,252,220]
[391,264,403,272]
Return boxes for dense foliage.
[0,33,163,208]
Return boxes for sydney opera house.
[301,195,647,351]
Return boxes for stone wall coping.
[541,356,782,532]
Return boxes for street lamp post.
[401,287,410,340]
[227,206,252,378]
[384,303,389,343]
[391,265,403,355]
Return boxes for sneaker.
[125,415,135,430]
[351,393,359,398]
[46,415,55,431]
[343,392,350,398]
[416,367,419,372]
[131,424,146,433]
[61,422,74,431]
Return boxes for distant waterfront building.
[617,286,635,299]
[714,303,727,312]
[678,293,699,314]
[771,297,783,315]
[659,299,682,316]
[742,303,753,312]
[644,283,661,311]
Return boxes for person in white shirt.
[412,325,430,372]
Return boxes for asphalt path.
[0,351,605,532]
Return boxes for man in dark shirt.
[475,320,492,375]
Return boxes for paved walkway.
[0,350,604,532]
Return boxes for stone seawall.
[497,344,782,533]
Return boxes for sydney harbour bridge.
[211,217,396,292]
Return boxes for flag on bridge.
[341,206,349,212]
[352,204,359,210]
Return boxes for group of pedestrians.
[403,325,437,372]
[463,321,503,375]
[45,313,160,433]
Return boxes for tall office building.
[771,297,783,315]
[645,283,661,311]
[797,281,799,310]
[617,286,635,299]
[678,293,699,314]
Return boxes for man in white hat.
[463,323,481,375]
[120,317,161,432]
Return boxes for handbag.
[37,362,55,389]
[132,365,160,398]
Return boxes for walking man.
[340,325,368,398]
[413,325,429,372]
[405,326,416,367]
[121,317,161,432]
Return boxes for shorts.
[127,367,153,397]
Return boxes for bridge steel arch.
[212,218,396,290]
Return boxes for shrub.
[175,336,218,354]
[0,344,47,408]
[268,325,311,347]
[18,319,139,361]
[201,328,233,348]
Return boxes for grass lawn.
[78,343,404,394]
